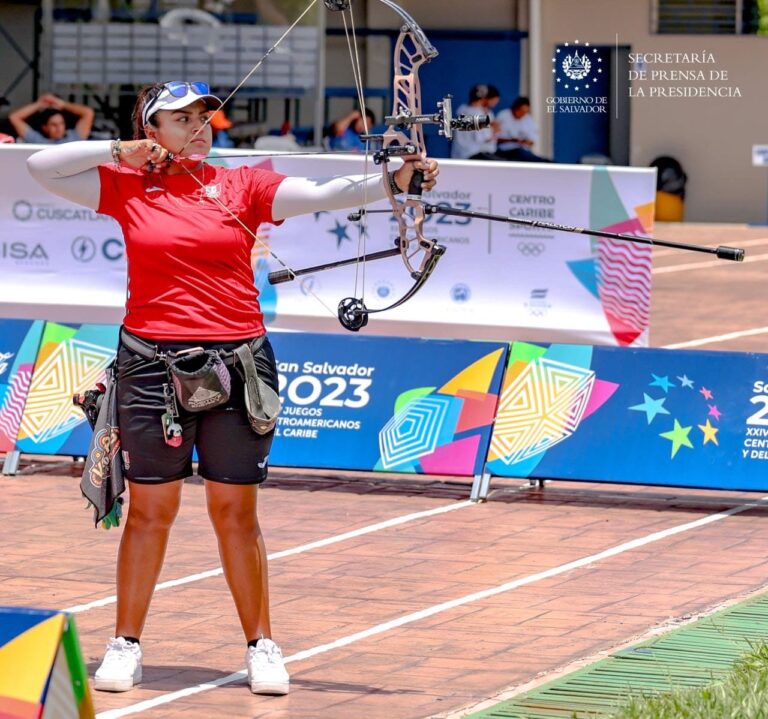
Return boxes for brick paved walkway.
[2,470,767,718]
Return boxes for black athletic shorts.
[116,331,279,484]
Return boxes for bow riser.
[381,28,437,279]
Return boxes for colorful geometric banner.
[269,332,507,476]
[0,319,44,452]
[0,607,94,719]
[15,323,119,457]
[486,342,768,491]
[567,167,654,346]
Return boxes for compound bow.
[265,0,488,330]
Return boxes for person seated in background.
[450,83,501,161]
[210,108,235,148]
[10,93,94,144]
[327,108,376,152]
[495,96,550,162]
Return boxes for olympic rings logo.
[517,242,546,257]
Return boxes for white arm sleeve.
[272,173,390,221]
[27,143,393,219]
[25,140,111,211]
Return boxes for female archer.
[27,81,438,695]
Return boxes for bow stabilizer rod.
[423,205,745,261]
[268,245,402,285]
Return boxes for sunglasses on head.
[143,81,212,125]
[163,81,211,98]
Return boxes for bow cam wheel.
[338,297,369,332]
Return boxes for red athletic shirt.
[98,163,286,341]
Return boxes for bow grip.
[408,169,424,199]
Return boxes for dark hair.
[364,107,376,124]
[39,109,66,126]
[511,96,530,111]
[132,83,164,140]
[469,83,500,103]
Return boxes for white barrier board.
[0,146,655,345]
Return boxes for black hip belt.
[119,327,279,438]
[119,327,264,366]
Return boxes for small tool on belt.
[161,381,183,448]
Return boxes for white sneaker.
[94,637,142,692]
[246,638,289,695]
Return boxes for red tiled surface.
[1,224,768,718]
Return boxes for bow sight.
[361,96,490,166]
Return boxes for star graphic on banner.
[629,393,670,424]
[314,211,329,221]
[700,387,714,400]
[677,374,695,389]
[659,419,694,458]
[328,219,351,248]
[708,404,722,421]
[649,374,675,393]
[698,419,719,446]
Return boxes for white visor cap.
[142,84,223,127]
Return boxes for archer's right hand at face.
[114,139,172,173]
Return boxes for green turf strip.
[465,592,768,719]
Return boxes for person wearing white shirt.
[450,84,502,161]
[495,96,550,162]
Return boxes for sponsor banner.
[486,342,768,491]
[268,332,507,475]
[15,322,118,456]
[1,146,655,345]
[0,319,45,451]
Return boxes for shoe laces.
[102,637,139,670]
[249,639,283,668]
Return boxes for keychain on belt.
[161,382,183,448]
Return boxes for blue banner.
[486,342,768,491]
[269,332,507,476]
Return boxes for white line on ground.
[652,252,768,274]
[94,496,768,718]
[663,326,768,349]
[65,499,474,614]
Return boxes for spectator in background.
[327,108,376,152]
[210,108,235,148]
[450,83,501,161]
[495,96,550,162]
[9,93,94,144]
